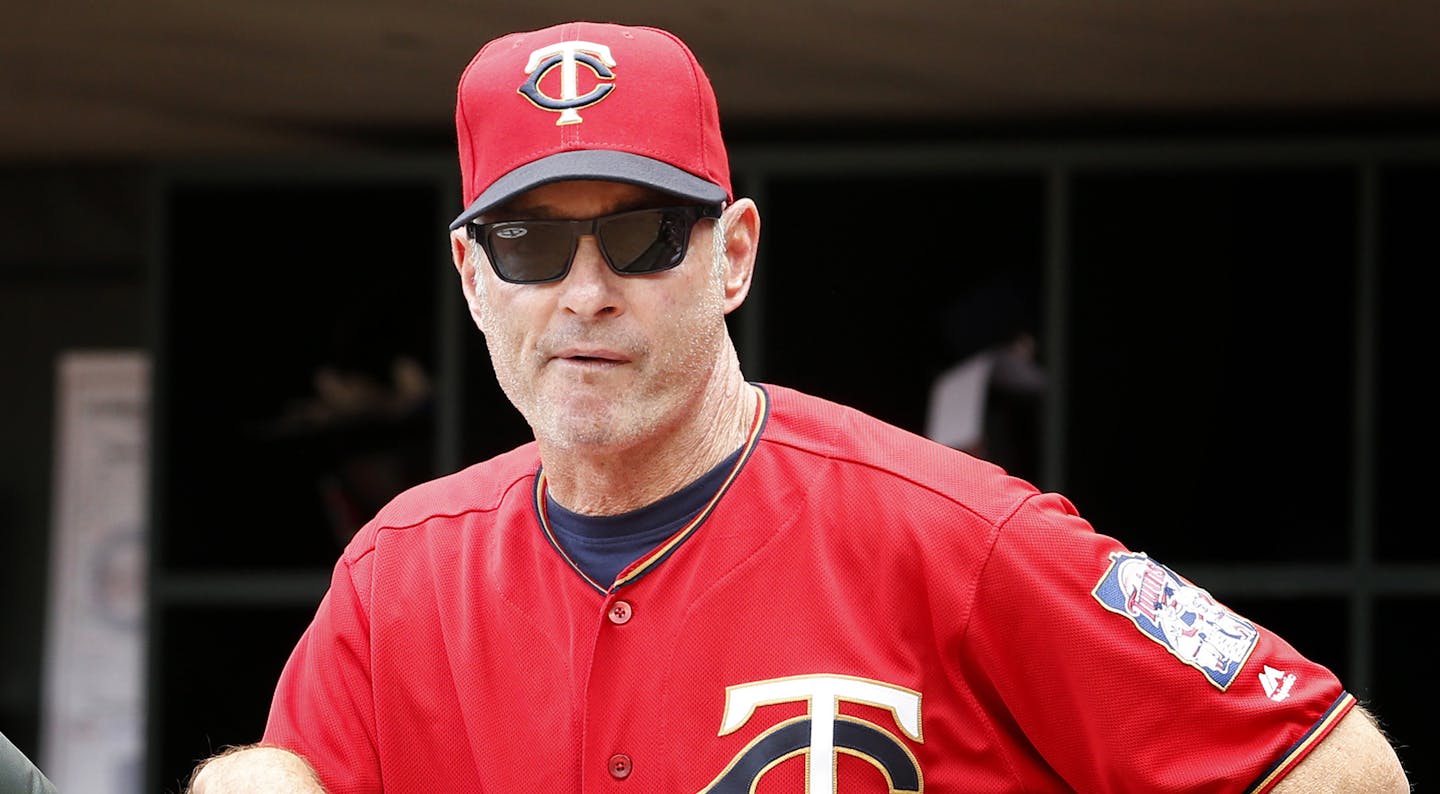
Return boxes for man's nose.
[557,234,622,317]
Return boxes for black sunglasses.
[466,204,723,284]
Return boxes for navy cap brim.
[449,150,728,230]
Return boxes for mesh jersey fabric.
[263,383,1350,793]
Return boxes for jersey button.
[608,753,632,779]
[608,600,633,625]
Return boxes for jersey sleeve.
[962,491,1352,792]
[262,546,382,794]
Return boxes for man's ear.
[718,198,760,314]
[451,231,486,330]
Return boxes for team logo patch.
[1092,552,1260,689]
[518,40,616,125]
[697,674,923,793]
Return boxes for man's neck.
[539,369,756,517]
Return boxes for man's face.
[460,180,732,454]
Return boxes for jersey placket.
[543,388,769,789]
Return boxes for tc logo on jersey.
[518,40,616,124]
[696,674,923,793]
[1092,552,1260,689]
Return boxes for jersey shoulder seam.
[344,469,537,566]
[758,434,1031,527]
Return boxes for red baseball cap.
[449,21,733,230]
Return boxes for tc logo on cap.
[518,41,616,125]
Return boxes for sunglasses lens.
[476,206,711,283]
[487,222,573,283]
[600,209,688,274]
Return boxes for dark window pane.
[151,605,315,794]
[760,173,1048,481]
[1066,169,1356,564]
[1373,597,1436,792]
[160,181,440,570]
[1375,167,1440,562]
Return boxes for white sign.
[41,351,149,794]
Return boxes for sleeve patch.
[1092,552,1261,690]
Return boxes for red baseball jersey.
[264,383,1352,793]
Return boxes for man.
[1,731,58,794]
[189,20,1409,793]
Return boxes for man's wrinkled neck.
[539,359,755,517]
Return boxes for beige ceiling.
[8,1,1440,162]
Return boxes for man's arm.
[0,731,57,794]
[1272,705,1409,792]
[186,744,327,794]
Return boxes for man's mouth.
[553,347,629,366]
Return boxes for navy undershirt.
[545,445,745,588]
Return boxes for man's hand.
[186,745,327,794]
